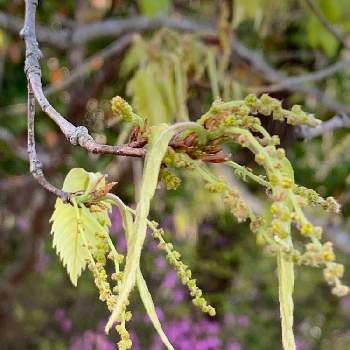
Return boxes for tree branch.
[71,14,210,46]
[0,10,68,49]
[296,113,350,140]
[22,1,145,160]
[27,82,68,200]
[255,58,350,93]
[20,1,215,199]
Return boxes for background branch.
[255,58,350,93]
[296,114,350,139]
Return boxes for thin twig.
[27,82,68,200]
[296,113,350,140]
[255,58,350,93]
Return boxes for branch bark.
[27,82,68,199]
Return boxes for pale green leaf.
[108,194,174,350]
[120,39,147,77]
[50,168,111,286]
[137,271,174,350]
[50,199,108,286]
[105,124,175,332]
[206,49,219,99]
[62,168,90,193]
[62,168,107,194]
[307,16,339,57]
[277,250,296,350]
[172,55,189,121]
[129,64,172,125]
[280,158,295,182]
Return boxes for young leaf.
[129,64,172,125]
[278,250,296,350]
[50,168,111,286]
[136,271,175,350]
[105,124,175,332]
[61,168,90,193]
[109,194,175,350]
[50,199,109,286]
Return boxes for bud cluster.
[86,229,132,349]
[116,316,133,350]
[205,179,226,193]
[111,96,143,126]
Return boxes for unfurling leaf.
[278,251,296,350]
[110,195,175,350]
[50,168,111,286]
[137,271,175,350]
[105,124,175,332]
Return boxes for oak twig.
[27,83,69,200]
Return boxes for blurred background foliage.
[0,0,350,349]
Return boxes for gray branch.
[21,0,146,198]
[27,82,68,200]
[0,10,68,49]
[257,59,350,93]
[296,113,350,140]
